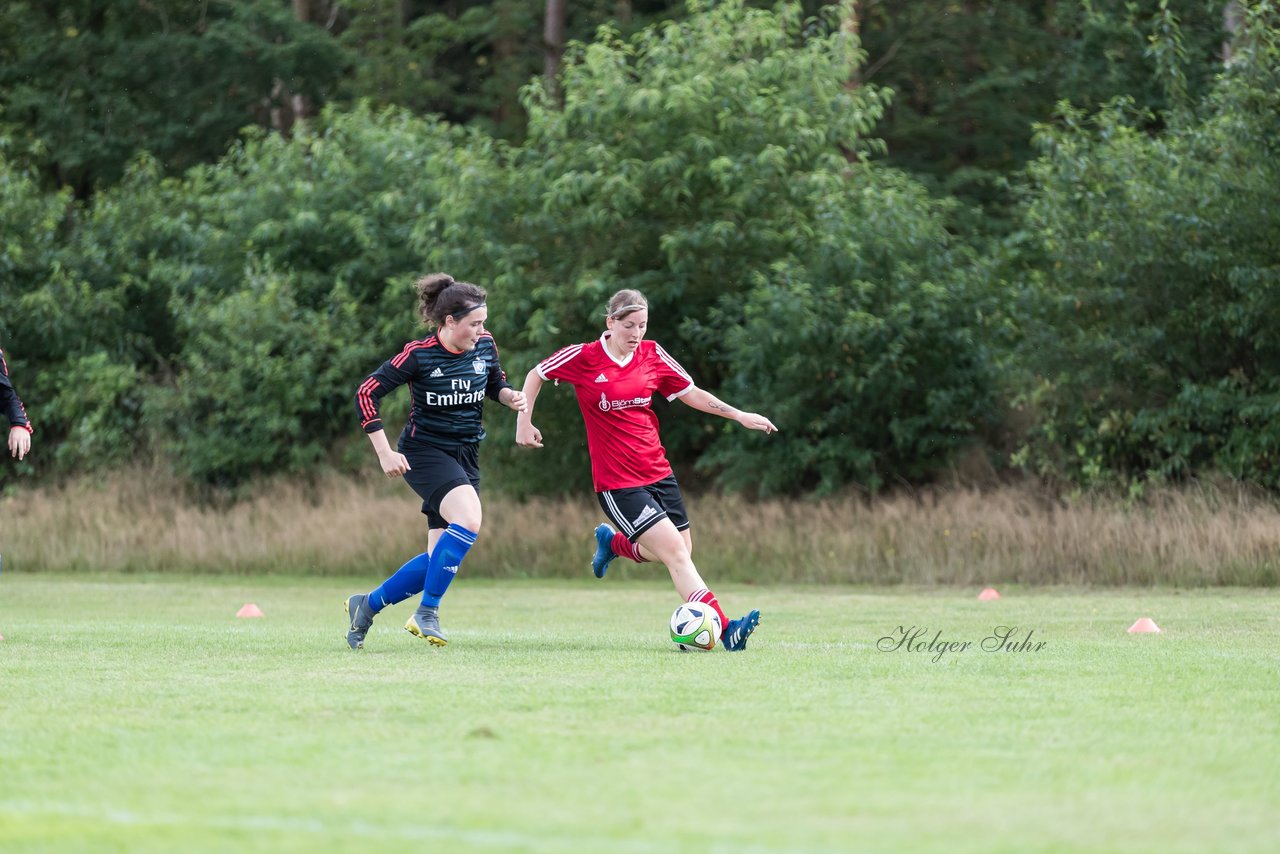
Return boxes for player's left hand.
[8,426,31,460]
[737,412,778,434]
[505,390,528,413]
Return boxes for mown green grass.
[1,576,1277,853]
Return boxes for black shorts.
[596,475,690,542]
[400,441,480,529]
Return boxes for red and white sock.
[687,588,728,637]
[611,532,647,563]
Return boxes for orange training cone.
[236,603,265,618]
[977,587,1001,601]
[1127,617,1161,633]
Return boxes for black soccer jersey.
[356,332,512,448]
[1,349,31,432]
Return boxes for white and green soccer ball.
[670,603,722,652]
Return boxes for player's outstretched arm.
[515,369,545,448]
[677,387,778,434]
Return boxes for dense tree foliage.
[417,1,995,494]
[1,3,995,493]
[2,106,480,484]
[1,0,1231,210]
[1,0,1276,497]
[1009,1,1280,489]
[858,0,1225,224]
[0,0,346,196]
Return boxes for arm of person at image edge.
[1,349,33,460]
[355,337,528,478]
[514,361,778,448]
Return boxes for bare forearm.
[515,370,547,448]
[681,387,740,420]
[366,429,394,458]
[367,428,411,476]
[679,387,778,435]
[517,370,545,424]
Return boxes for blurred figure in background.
[1,347,32,461]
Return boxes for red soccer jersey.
[536,333,696,491]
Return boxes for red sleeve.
[652,343,695,401]
[535,343,590,385]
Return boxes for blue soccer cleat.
[591,523,618,579]
[721,609,761,651]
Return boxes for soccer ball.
[670,602,721,652]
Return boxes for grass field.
[1,575,1277,853]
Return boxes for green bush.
[705,170,996,494]
[441,0,993,494]
[2,107,482,485]
[1,152,151,479]
[1012,3,1280,488]
[0,0,348,194]
[131,107,486,484]
[150,271,366,485]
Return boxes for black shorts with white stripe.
[596,475,690,542]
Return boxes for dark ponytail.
[414,273,487,328]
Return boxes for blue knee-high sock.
[367,551,432,613]
[421,523,477,607]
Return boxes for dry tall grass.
[2,473,1278,585]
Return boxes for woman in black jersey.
[1,347,33,461]
[344,273,527,649]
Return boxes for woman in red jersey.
[515,289,777,650]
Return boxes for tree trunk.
[839,0,862,163]
[289,0,313,131]
[615,0,632,26]
[493,2,520,128]
[268,77,294,135]
[842,0,861,90]
[1222,0,1242,64]
[544,0,567,102]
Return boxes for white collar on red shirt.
[599,332,635,368]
